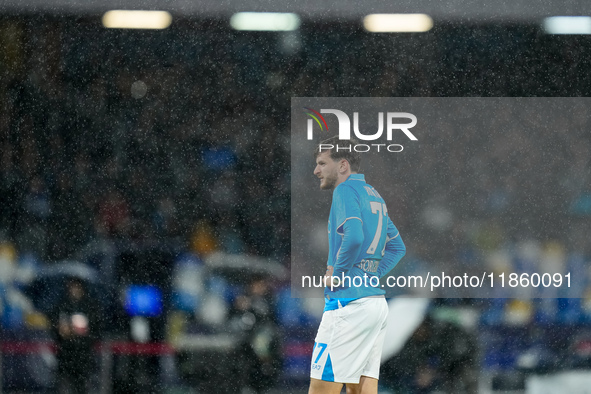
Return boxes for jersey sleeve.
[332,184,362,235]
[331,184,364,277]
[376,216,406,278]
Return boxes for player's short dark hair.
[314,135,361,172]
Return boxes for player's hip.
[311,297,388,383]
[323,296,388,328]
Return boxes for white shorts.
[310,297,389,384]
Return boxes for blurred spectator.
[97,189,130,238]
[216,212,246,254]
[229,275,282,393]
[23,176,51,223]
[190,220,219,257]
[47,173,91,261]
[381,315,478,394]
[208,170,239,218]
[17,175,51,257]
[0,241,17,286]
[49,278,102,394]
[0,143,23,236]
[152,197,179,237]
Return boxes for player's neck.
[332,171,355,190]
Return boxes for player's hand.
[323,275,341,289]
[323,266,339,288]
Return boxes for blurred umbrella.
[25,261,102,315]
[36,261,99,283]
[204,252,288,282]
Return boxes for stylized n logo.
[304,108,329,140]
[320,109,350,140]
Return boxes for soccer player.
[309,136,406,394]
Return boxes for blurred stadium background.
[1,1,591,393]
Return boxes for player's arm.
[331,185,364,278]
[332,218,364,277]
[376,216,406,278]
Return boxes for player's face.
[314,151,339,190]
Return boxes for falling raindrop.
[131,80,148,99]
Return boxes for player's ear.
[339,159,349,173]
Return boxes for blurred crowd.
[1,18,589,267]
[0,18,293,263]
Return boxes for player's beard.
[320,168,338,190]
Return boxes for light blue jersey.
[324,174,406,311]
